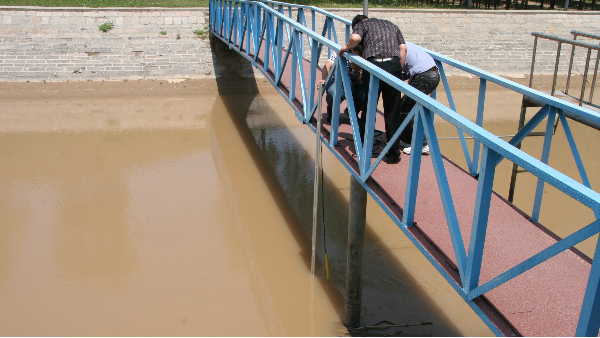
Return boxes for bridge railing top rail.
[572,30,600,41]
[247,0,600,122]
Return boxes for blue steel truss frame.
[210,0,600,335]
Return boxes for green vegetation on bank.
[0,0,596,10]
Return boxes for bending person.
[398,44,440,155]
[319,50,364,123]
[339,14,407,164]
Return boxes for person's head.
[351,15,368,29]
[350,44,363,57]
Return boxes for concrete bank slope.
[0,6,599,82]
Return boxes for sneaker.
[403,145,430,155]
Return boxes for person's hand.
[316,79,326,90]
[338,45,348,58]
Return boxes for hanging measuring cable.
[311,81,331,280]
[321,141,331,281]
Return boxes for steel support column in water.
[344,176,367,328]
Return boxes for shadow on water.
[209,34,480,337]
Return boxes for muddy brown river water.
[0,73,597,336]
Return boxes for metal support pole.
[551,42,562,96]
[344,176,367,328]
[579,48,593,106]
[311,83,324,276]
[589,49,599,103]
[363,0,368,16]
[528,36,538,88]
[566,36,577,95]
[508,100,528,203]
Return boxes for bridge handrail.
[209,1,600,335]
[572,30,600,41]
[246,0,600,123]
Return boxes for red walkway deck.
[244,41,592,336]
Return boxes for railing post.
[529,35,538,88]
[465,145,500,292]
[579,48,593,106]
[344,175,367,328]
[471,78,487,176]
[551,42,562,96]
[403,107,425,227]
[566,35,577,94]
[589,46,599,104]
[532,107,557,222]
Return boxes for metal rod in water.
[311,83,324,276]
[579,48,593,106]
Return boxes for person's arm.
[399,43,407,69]
[339,33,362,57]
[318,60,334,84]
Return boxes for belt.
[367,56,399,63]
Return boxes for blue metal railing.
[209,1,600,335]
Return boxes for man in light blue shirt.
[399,43,440,155]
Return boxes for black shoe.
[385,154,401,164]
[374,129,384,138]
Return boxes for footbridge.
[209,1,600,336]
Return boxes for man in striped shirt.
[339,15,407,164]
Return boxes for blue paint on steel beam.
[289,28,297,103]
[309,39,318,114]
[468,219,600,300]
[532,107,557,223]
[275,32,294,85]
[422,107,468,282]
[465,145,500,292]
[357,73,375,177]
[402,107,425,228]
[471,78,487,176]
[558,111,599,220]
[342,65,366,168]
[293,29,308,120]
[437,61,473,171]
[363,109,415,180]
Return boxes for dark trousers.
[398,68,441,145]
[360,59,404,157]
[325,77,365,118]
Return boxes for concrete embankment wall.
[0,6,598,82]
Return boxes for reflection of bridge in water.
[210,0,600,336]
